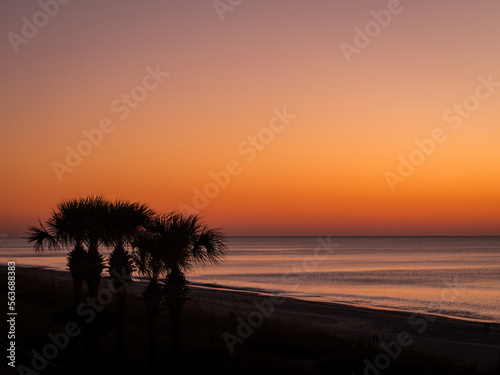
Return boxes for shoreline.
[189,282,499,325]
[16,263,494,325]
[3,265,499,368]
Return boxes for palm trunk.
[85,244,103,374]
[73,278,83,310]
[144,277,162,372]
[85,268,100,373]
[68,244,85,375]
[91,327,101,374]
[86,241,103,299]
[148,309,160,372]
[87,279,99,300]
[114,281,127,373]
[164,267,187,375]
[108,245,132,371]
[89,277,101,374]
[70,278,83,373]
[169,307,181,374]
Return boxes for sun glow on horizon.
[1,0,500,236]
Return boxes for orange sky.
[1,0,500,235]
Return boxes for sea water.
[1,236,499,322]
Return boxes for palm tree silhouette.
[136,212,226,373]
[132,224,166,372]
[164,212,226,373]
[27,197,87,309]
[78,195,108,300]
[27,196,108,372]
[105,199,154,370]
[28,198,226,373]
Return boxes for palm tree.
[28,195,110,372]
[78,195,109,300]
[27,198,87,309]
[157,212,226,373]
[66,243,87,309]
[105,200,154,368]
[132,225,166,372]
[75,195,118,373]
[27,197,96,373]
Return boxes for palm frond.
[26,220,59,252]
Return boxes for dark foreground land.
[0,266,499,374]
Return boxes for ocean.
[1,236,499,322]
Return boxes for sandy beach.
[8,266,499,369]
[187,285,500,368]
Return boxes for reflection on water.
[1,236,499,322]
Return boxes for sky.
[1,0,500,236]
